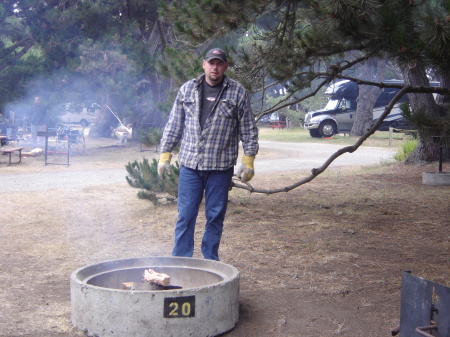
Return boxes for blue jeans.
[172,166,234,260]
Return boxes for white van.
[60,105,99,127]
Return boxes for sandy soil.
[0,136,449,337]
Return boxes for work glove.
[158,152,172,179]
[236,155,255,182]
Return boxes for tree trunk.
[351,85,382,136]
[435,67,450,108]
[88,94,117,138]
[350,57,385,136]
[402,59,444,163]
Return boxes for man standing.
[30,96,46,146]
[158,48,259,261]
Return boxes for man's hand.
[158,152,172,179]
[237,155,255,182]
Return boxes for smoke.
[4,70,100,127]
[2,43,170,133]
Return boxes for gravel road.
[256,140,396,173]
[0,141,396,192]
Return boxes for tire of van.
[80,119,89,127]
[319,121,336,137]
[309,129,321,138]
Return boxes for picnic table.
[270,121,287,129]
[1,146,25,166]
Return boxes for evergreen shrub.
[126,158,179,204]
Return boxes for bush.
[137,128,163,148]
[137,127,180,153]
[394,139,418,161]
[125,158,179,204]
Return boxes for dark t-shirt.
[200,81,222,130]
[30,103,46,125]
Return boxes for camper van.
[60,103,100,127]
[303,79,411,138]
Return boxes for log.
[143,269,170,287]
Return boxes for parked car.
[60,111,97,127]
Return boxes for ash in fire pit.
[71,257,239,337]
[121,281,182,291]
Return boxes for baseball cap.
[204,48,227,63]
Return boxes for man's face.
[203,58,228,86]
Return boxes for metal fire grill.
[70,256,240,337]
[391,271,450,337]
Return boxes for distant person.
[30,96,46,146]
[111,123,132,144]
[158,48,259,261]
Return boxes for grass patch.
[258,125,408,148]
[394,138,417,161]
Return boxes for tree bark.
[351,85,382,136]
[402,59,445,163]
[435,67,450,108]
[350,58,385,136]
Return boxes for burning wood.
[143,269,171,287]
[120,269,174,290]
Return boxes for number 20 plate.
[164,296,195,318]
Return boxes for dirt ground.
[0,135,449,337]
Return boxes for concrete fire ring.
[70,257,240,337]
[422,172,450,186]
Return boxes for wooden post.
[389,127,393,147]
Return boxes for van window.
[324,99,339,111]
[340,99,352,110]
[375,88,408,108]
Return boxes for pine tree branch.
[233,86,411,194]
[0,37,35,73]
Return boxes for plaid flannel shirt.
[160,74,259,171]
